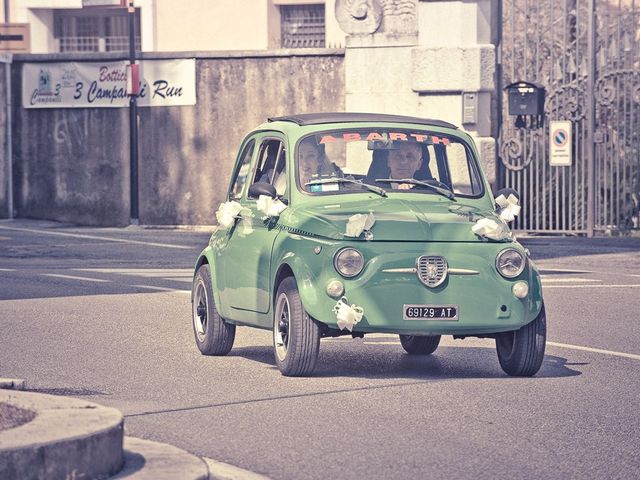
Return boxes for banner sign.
[22,59,196,108]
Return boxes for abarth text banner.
[22,59,196,108]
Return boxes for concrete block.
[416,94,463,128]
[345,46,413,95]
[471,135,497,186]
[411,45,495,93]
[418,0,493,46]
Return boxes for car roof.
[267,112,458,129]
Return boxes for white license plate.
[403,304,459,321]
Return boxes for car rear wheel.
[399,335,441,355]
[192,264,235,355]
[273,276,320,376]
[495,304,546,376]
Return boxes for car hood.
[278,197,508,242]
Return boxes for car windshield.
[296,128,484,197]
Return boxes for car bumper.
[296,240,543,336]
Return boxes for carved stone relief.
[335,0,417,36]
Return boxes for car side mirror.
[248,182,277,199]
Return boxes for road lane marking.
[538,268,593,273]
[76,268,193,276]
[0,225,192,250]
[43,273,110,283]
[541,277,600,283]
[546,342,640,361]
[543,284,640,289]
[324,337,640,361]
[131,284,190,293]
[0,268,15,272]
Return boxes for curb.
[113,437,209,480]
[0,387,269,479]
[0,379,26,390]
[204,457,271,480]
[0,389,124,480]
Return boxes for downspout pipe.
[1,54,12,219]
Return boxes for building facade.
[1,0,345,53]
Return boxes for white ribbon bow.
[333,297,364,332]
[215,200,243,229]
[471,217,511,241]
[345,212,375,238]
[256,195,287,219]
[495,193,521,223]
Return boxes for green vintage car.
[192,113,546,377]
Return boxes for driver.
[387,142,433,189]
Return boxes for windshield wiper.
[375,178,455,200]
[305,177,387,197]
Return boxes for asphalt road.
[1,219,639,480]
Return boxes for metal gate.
[499,0,640,234]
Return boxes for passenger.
[298,138,343,187]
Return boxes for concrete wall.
[9,50,345,226]
[11,82,130,225]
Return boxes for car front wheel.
[192,264,235,355]
[273,276,320,376]
[495,305,546,376]
[399,335,441,355]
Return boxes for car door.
[219,132,288,320]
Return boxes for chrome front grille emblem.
[416,255,448,288]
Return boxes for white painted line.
[0,268,15,272]
[203,457,271,480]
[541,277,599,283]
[76,268,193,275]
[544,284,640,289]
[547,342,640,361]
[131,285,190,293]
[43,273,110,283]
[0,225,192,250]
[326,337,640,361]
[539,268,593,273]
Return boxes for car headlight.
[334,248,365,278]
[496,248,525,278]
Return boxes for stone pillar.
[337,0,497,183]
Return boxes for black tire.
[273,276,320,376]
[192,264,235,355]
[495,305,546,376]
[399,335,441,355]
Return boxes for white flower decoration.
[495,193,521,223]
[215,200,243,229]
[345,212,375,238]
[472,217,511,241]
[256,195,287,219]
[333,297,364,332]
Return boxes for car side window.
[252,139,286,196]
[229,139,256,200]
[271,145,287,196]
